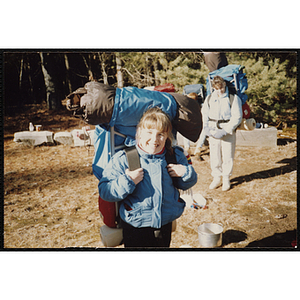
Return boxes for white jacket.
[201,87,243,135]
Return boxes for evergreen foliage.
[155,52,208,91]
[242,56,297,125]
[3,51,297,127]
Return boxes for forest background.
[3,50,297,129]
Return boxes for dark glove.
[212,128,227,139]
[203,127,212,137]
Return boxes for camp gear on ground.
[29,122,34,131]
[198,223,223,247]
[239,118,256,131]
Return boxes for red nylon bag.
[98,196,118,228]
[154,83,175,93]
[242,102,251,119]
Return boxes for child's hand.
[167,164,186,178]
[125,168,144,185]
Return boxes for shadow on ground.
[277,137,296,146]
[245,230,297,248]
[222,229,248,246]
[231,156,296,188]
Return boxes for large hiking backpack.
[206,64,248,105]
[67,81,202,143]
[206,64,250,119]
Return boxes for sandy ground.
[3,106,297,249]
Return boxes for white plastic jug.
[29,122,34,132]
[100,225,123,247]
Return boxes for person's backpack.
[154,83,175,93]
[206,65,250,119]
[206,64,248,105]
[183,84,206,105]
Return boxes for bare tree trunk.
[39,52,58,110]
[115,52,124,88]
[26,60,35,103]
[145,53,150,86]
[152,54,160,86]
[98,52,108,84]
[64,54,73,94]
[19,55,24,89]
[81,54,94,81]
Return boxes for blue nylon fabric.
[183,84,205,96]
[110,87,177,128]
[92,86,178,181]
[206,64,248,105]
[92,125,112,180]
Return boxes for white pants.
[208,131,236,178]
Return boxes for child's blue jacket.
[98,146,197,229]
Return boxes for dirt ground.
[3,104,298,249]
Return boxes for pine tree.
[243,56,296,125]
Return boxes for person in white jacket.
[201,76,242,191]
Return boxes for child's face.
[139,127,168,154]
[215,82,226,97]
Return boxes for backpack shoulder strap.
[229,92,235,106]
[166,147,182,188]
[125,146,178,169]
[124,146,140,171]
[207,94,212,107]
[165,148,177,164]
[125,146,181,188]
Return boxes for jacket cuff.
[181,166,191,182]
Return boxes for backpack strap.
[124,146,140,171]
[166,147,181,189]
[229,92,235,106]
[165,148,177,165]
[207,94,212,107]
[125,146,178,170]
[124,146,180,188]
[117,146,140,227]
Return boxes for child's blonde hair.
[136,107,174,154]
